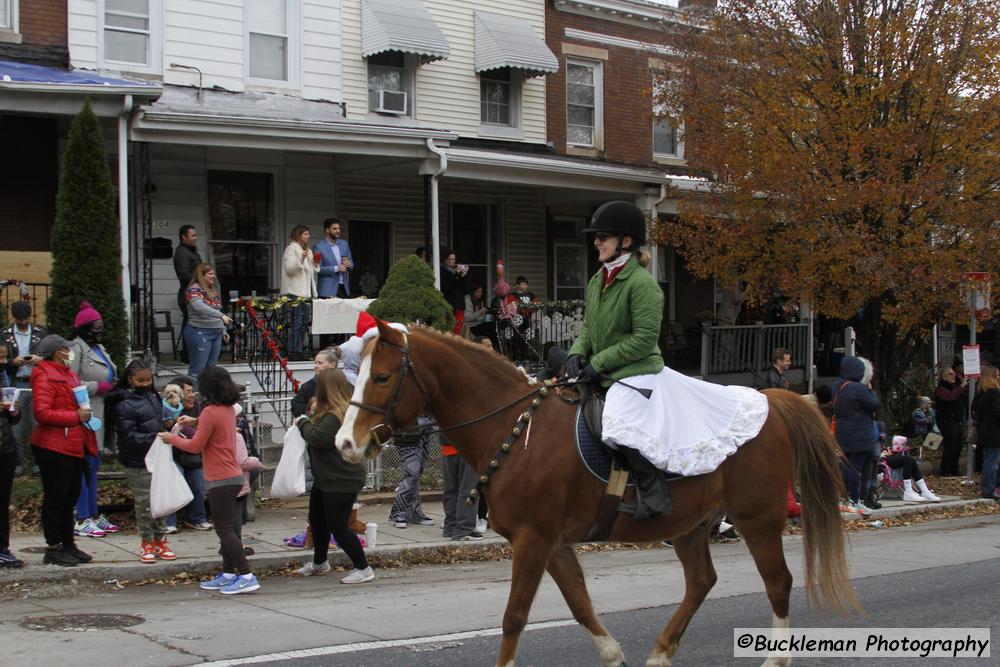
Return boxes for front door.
[448,202,499,293]
[207,169,276,299]
[347,220,392,297]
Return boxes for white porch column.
[118,95,133,350]
[421,139,448,289]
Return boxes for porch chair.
[153,310,180,361]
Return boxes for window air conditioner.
[371,89,407,114]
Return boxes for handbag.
[271,424,308,498]
[828,382,848,435]
[145,437,195,518]
[922,432,943,451]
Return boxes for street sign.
[963,344,981,378]
[962,272,991,320]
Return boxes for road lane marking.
[200,619,580,665]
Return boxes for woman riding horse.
[566,201,770,521]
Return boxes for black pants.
[177,287,189,357]
[32,446,84,548]
[309,488,367,570]
[885,454,923,481]
[208,484,250,575]
[939,421,963,475]
[842,450,873,503]
[0,450,16,550]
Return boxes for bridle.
[348,332,431,446]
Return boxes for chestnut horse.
[336,322,859,667]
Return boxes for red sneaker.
[140,541,157,564]
[155,538,177,560]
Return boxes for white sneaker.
[295,561,331,577]
[475,518,488,534]
[718,520,734,533]
[902,488,928,502]
[919,488,941,502]
[851,501,872,516]
[164,525,179,534]
[393,521,408,529]
[341,566,375,584]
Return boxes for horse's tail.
[765,390,862,614]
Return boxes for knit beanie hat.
[36,334,70,358]
[74,301,103,328]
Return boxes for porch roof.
[474,12,559,78]
[0,59,161,116]
[361,0,451,63]
[130,85,457,158]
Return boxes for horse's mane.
[410,326,533,387]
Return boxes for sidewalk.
[1,494,992,588]
[0,496,504,587]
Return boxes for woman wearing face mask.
[30,334,98,566]
[67,301,119,539]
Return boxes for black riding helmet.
[582,201,647,246]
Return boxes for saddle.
[576,386,680,543]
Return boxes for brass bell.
[539,387,549,396]
[469,488,479,498]
[512,427,521,436]
[464,498,475,506]
[480,473,489,483]
[501,443,511,452]
[531,398,542,407]
[489,459,499,468]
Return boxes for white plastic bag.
[272,424,308,498]
[144,437,194,518]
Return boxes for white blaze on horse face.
[336,350,375,463]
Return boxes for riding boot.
[617,447,672,521]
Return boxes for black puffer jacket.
[0,405,20,456]
[973,388,1000,449]
[112,388,164,469]
[831,355,880,453]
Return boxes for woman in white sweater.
[281,226,319,359]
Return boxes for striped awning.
[361,0,450,63]
[474,12,559,78]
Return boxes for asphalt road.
[237,557,1000,666]
[2,515,997,666]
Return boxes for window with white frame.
[566,58,602,148]
[367,51,413,116]
[1,0,14,31]
[480,68,520,127]
[653,119,683,157]
[104,0,151,65]
[248,0,289,81]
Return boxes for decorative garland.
[235,295,311,312]
[238,298,300,393]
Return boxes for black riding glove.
[564,354,585,378]
[578,364,601,383]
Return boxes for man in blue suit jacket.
[314,218,354,298]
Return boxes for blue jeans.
[184,325,223,381]
[288,301,311,353]
[75,454,100,520]
[982,447,1000,498]
[166,464,208,526]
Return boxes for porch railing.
[232,298,302,429]
[700,322,812,385]
[227,298,314,364]
[0,280,50,325]
[494,301,586,370]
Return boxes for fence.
[0,281,50,325]
[228,298,314,364]
[493,301,586,369]
[700,322,812,385]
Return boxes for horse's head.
[335,319,429,464]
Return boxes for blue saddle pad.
[576,404,614,483]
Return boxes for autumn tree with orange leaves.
[658,0,1000,390]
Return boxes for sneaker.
[140,541,157,564]
[0,548,24,568]
[155,539,177,560]
[74,518,106,538]
[851,501,872,516]
[65,545,93,563]
[902,488,928,502]
[393,521,408,529]
[863,495,882,510]
[94,514,120,533]
[295,561,331,577]
[416,516,436,526]
[43,546,78,567]
[220,574,260,595]
[164,525,179,534]
[662,539,674,548]
[243,546,255,556]
[452,533,485,542]
[340,566,375,584]
[475,518,488,534]
[184,521,213,531]
[200,572,237,591]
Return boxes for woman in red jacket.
[30,335,98,567]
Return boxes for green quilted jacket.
[569,255,664,387]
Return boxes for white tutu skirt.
[602,366,770,476]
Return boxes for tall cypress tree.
[47,99,128,365]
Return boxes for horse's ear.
[376,318,403,344]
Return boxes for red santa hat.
[356,310,377,338]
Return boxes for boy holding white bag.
[109,359,178,564]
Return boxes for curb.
[841,497,994,522]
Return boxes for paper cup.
[364,522,378,548]
[84,416,103,432]
[1,387,15,405]
[72,384,91,408]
